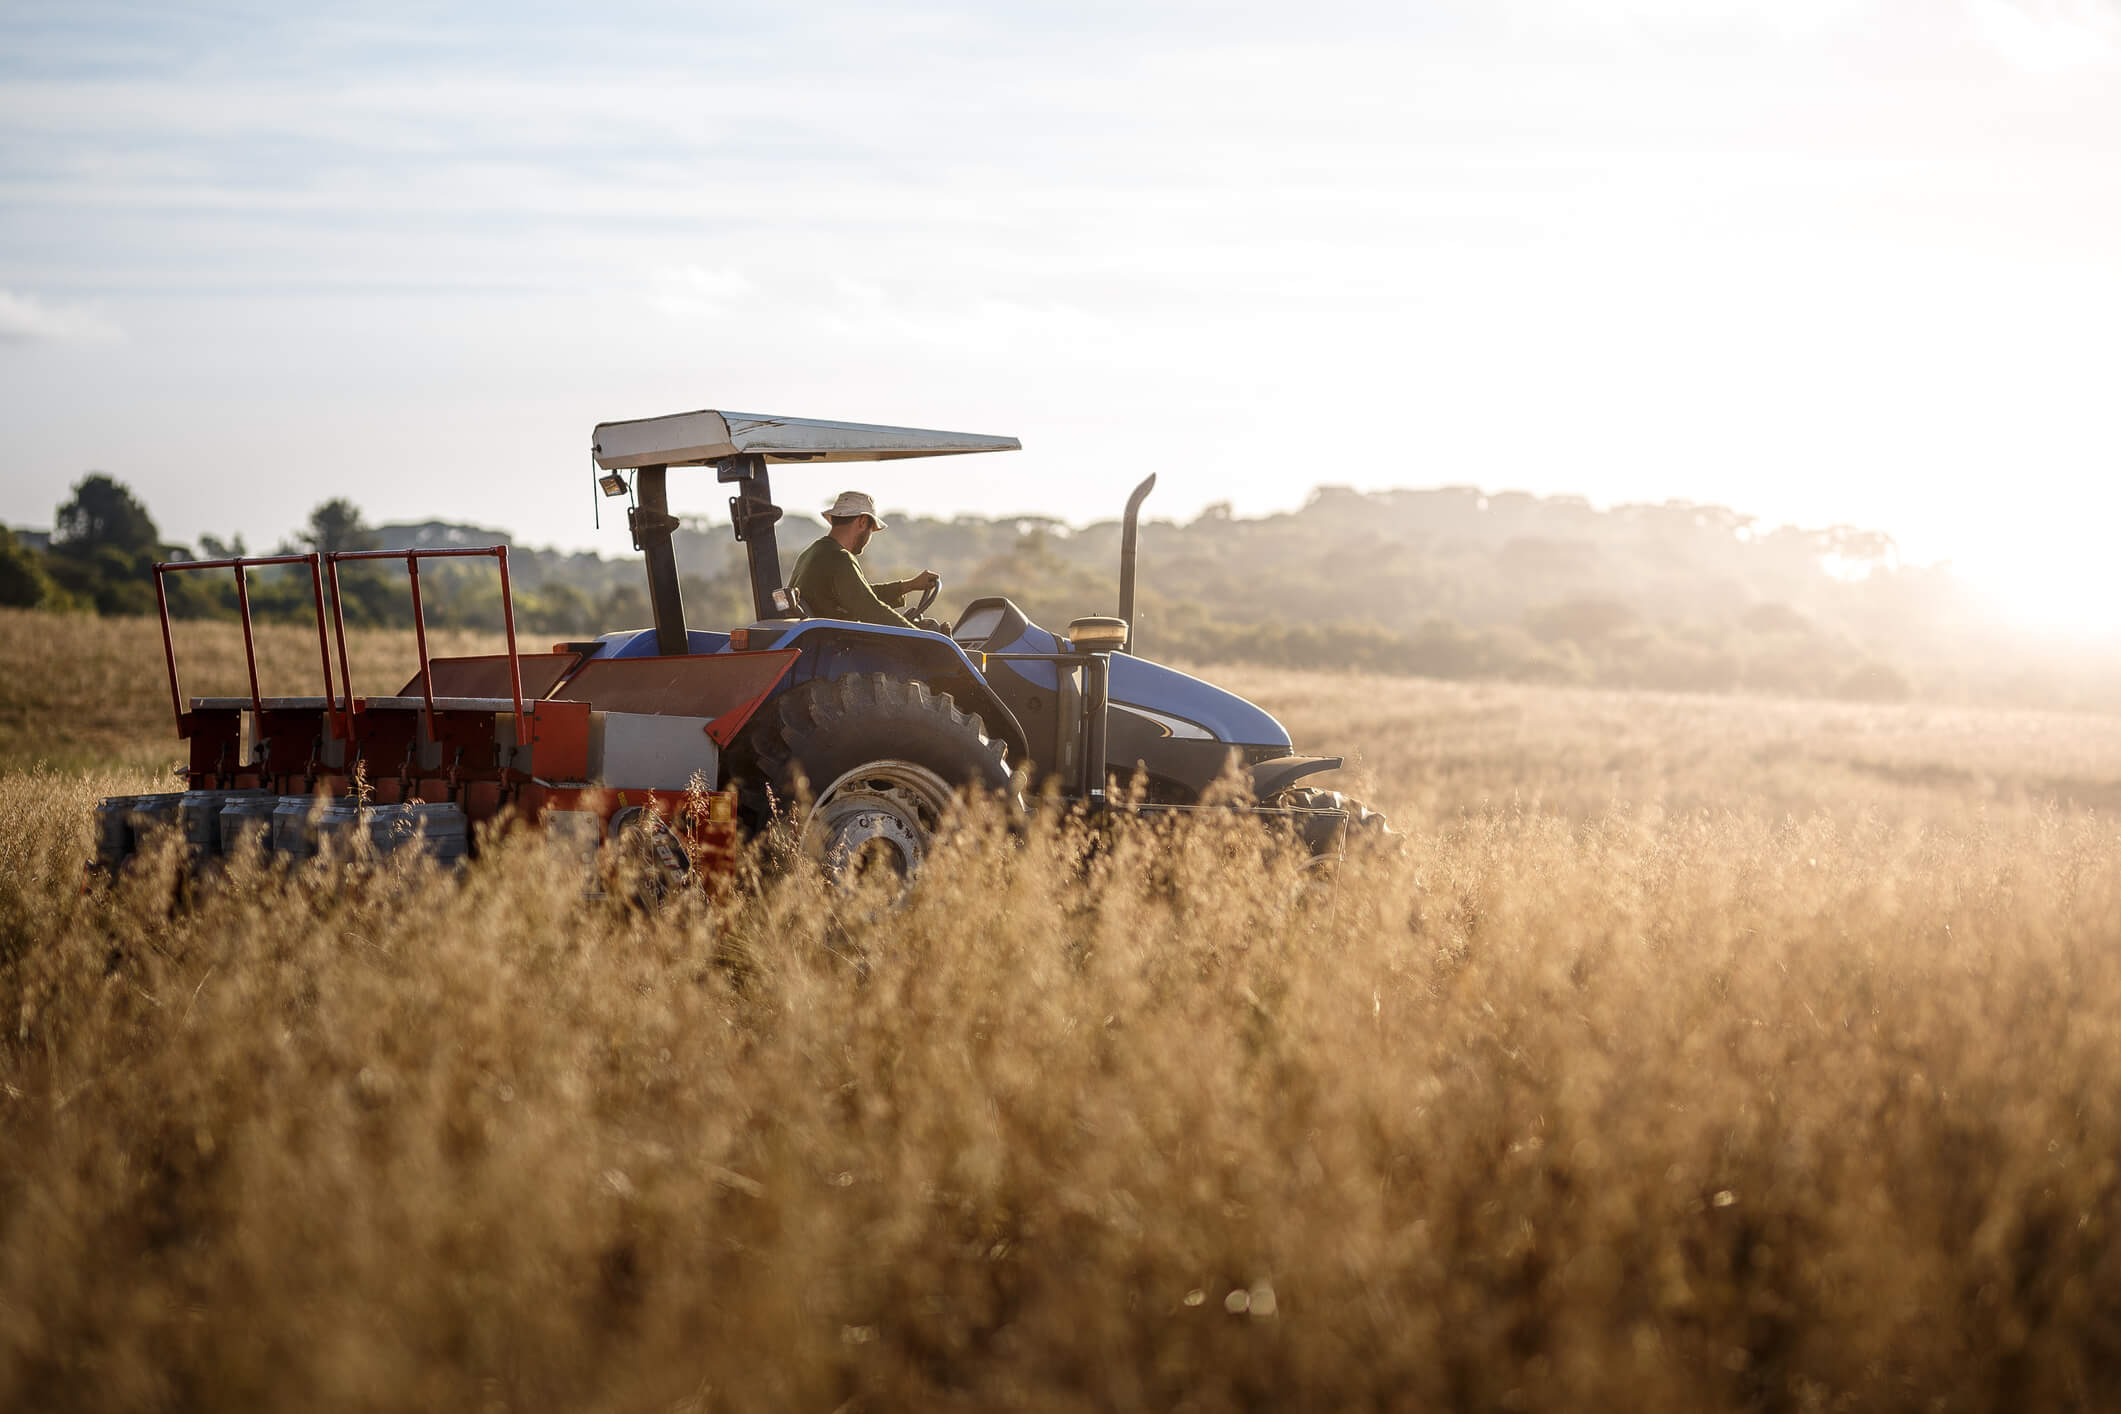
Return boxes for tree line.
[0,471,2074,707]
[0,476,649,635]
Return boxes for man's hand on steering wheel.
[907,569,942,622]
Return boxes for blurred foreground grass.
[6,608,2121,1409]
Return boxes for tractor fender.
[766,622,1032,770]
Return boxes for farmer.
[788,490,941,629]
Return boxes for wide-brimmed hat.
[824,490,887,529]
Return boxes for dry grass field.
[6,606,2121,1410]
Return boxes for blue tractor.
[587,409,1387,877]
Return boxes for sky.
[2,0,2118,629]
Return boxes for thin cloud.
[1964,0,2121,70]
[0,289,121,345]
[648,264,758,320]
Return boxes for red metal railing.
[152,553,336,732]
[325,546,525,742]
[153,546,528,747]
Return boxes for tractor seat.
[769,585,811,618]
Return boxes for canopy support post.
[631,465,690,656]
[721,453,786,622]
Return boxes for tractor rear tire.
[747,673,1015,886]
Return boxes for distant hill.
[475,484,2024,704]
[11,477,2113,710]
[849,487,1974,702]
[372,520,513,551]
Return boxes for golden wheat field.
[7,606,2121,1411]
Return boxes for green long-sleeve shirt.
[788,535,919,628]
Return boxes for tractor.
[93,409,1385,887]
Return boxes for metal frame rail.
[151,552,336,735]
[324,546,526,742]
[150,545,531,752]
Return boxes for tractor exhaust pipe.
[1117,474,1155,654]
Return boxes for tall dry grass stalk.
[7,758,2121,1410]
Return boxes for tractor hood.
[1105,654,1290,750]
[986,612,1292,755]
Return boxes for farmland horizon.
[11,460,2121,654]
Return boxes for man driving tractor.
[788,490,942,629]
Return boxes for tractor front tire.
[748,674,1015,887]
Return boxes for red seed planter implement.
[128,544,795,884]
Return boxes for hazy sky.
[3,0,2118,627]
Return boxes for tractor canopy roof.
[591,409,1021,470]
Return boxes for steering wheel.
[912,576,941,621]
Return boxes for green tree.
[0,527,60,609]
[48,474,162,615]
[600,582,650,629]
[53,474,160,556]
[303,499,380,555]
[299,499,397,626]
[520,581,593,636]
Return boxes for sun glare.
[1956,542,2121,639]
